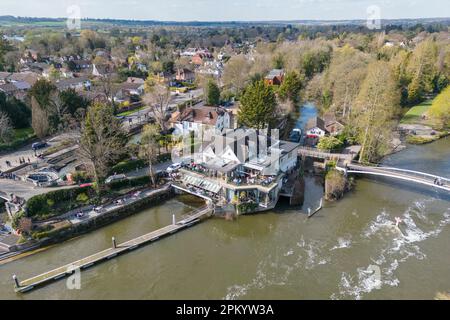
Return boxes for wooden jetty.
[13,205,213,293]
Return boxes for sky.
[0,0,449,21]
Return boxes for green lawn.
[0,127,35,151]
[117,106,146,117]
[13,127,35,140]
[400,100,433,125]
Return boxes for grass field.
[0,127,35,152]
[400,100,433,125]
[117,106,146,117]
[13,127,35,140]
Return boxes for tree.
[139,124,160,187]
[0,35,13,71]
[48,65,60,81]
[31,96,50,139]
[143,84,171,130]
[353,61,400,163]
[406,39,438,103]
[0,111,14,144]
[79,102,127,190]
[205,80,220,106]
[321,45,370,119]
[238,81,277,129]
[29,79,59,137]
[0,92,31,128]
[222,55,251,94]
[59,88,88,115]
[278,71,303,106]
[317,136,343,151]
[428,85,450,128]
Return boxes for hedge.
[25,186,96,219]
[109,159,146,175]
[107,175,151,190]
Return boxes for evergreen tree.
[278,71,303,105]
[238,81,277,129]
[205,80,220,106]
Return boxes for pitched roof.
[0,83,18,93]
[7,72,39,86]
[177,106,227,126]
[55,76,89,89]
[93,64,112,75]
[0,72,12,81]
[120,82,144,91]
[265,69,284,79]
[306,117,327,132]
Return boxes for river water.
[0,106,449,300]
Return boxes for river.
[0,105,449,300]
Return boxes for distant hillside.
[0,15,449,28]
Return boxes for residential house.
[305,117,329,146]
[55,76,91,91]
[195,61,223,78]
[23,49,39,62]
[92,64,113,78]
[70,59,92,71]
[169,105,233,136]
[7,72,39,87]
[0,83,19,96]
[192,52,213,66]
[0,72,36,100]
[152,71,176,86]
[323,113,345,136]
[264,69,285,86]
[114,81,145,104]
[0,81,30,100]
[173,128,300,214]
[0,72,11,84]
[126,77,145,84]
[176,68,195,83]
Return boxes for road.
[120,89,203,129]
[0,132,79,173]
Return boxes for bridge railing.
[346,162,450,184]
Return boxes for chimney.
[267,128,272,149]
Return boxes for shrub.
[109,159,146,175]
[25,186,96,218]
[46,199,55,207]
[71,171,90,184]
[406,135,436,144]
[76,193,89,203]
[108,176,151,190]
[317,136,344,151]
[237,202,258,214]
[325,169,347,200]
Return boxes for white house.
[306,117,328,138]
[169,106,233,136]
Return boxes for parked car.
[105,174,127,184]
[32,141,48,150]
[166,163,182,173]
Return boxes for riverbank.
[0,184,175,263]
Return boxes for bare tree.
[143,84,171,130]
[139,124,160,187]
[78,102,127,190]
[0,111,14,144]
[31,96,50,139]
